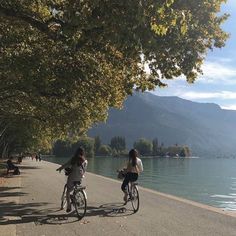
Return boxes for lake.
[45,156,236,211]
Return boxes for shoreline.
[75,165,236,219]
[42,158,236,215]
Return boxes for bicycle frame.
[60,182,87,220]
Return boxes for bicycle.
[117,169,140,213]
[125,181,140,213]
[61,179,87,220]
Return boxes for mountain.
[88,92,236,157]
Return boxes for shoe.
[123,192,128,203]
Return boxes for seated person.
[7,157,20,175]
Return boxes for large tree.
[0,0,229,153]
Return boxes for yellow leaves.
[151,1,190,36]
[166,0,175,8]
[0,0,229,150]
[180,22,188,35]
[151,23,168,36]
[29,2,51,20]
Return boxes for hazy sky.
[153,0,236,110]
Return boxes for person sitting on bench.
[7,157,20,175]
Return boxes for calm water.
[45,156,236,211]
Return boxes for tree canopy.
[0,0,229,155]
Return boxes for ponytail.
[129,149,138,167]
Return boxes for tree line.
[53,136,191,158]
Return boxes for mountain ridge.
[88,92,236,157]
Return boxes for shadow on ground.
[35,202,135,225]
[0,199,135,226]
[0,186,27,197]
[17,166,41,170]
[91,202,135,217]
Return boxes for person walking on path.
[121,149,143,202]
[56,147,88,212]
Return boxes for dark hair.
[129,149,138,167]
[71,147,85,166]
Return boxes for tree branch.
[0,5,64,40]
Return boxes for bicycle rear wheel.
[73,190,87,220]
[131,185,139,213]
[60,184,67,210]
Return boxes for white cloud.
[200,61,236,84]
[180,91,236,100]
[226,0,236,10]
[158,60,236,86]
[221,104,236,110]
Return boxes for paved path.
[0,159,235,236]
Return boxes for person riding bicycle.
[121,149,143,202]
[56,147,88,212]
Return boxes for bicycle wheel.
[73,190,87,220]
[61,184,67,210]
[131,185,139,213]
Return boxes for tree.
[98,145,112,156]
[110,136,126,152]
[152,138,159,156]
[134,138,153,156]
[180,146,191,157]
[53,136,95,157]
[53,140,72,157]
[94,136,101,155]
[0,1,229,152]
[0,117,53,157]
[71,137,95,158]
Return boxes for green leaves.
[0,0,229,155]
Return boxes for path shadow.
[18,166,41,170]
[0,200,136,226]
[0,202,84,226]
[0,186,21,191]
[0,186,28,197]
[36,210,83,225]
[31,202,136,225]
[84,202,135,218]
[0,201,52,225]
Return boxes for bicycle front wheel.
[73,190,87,220]
[60,184,67,210]
[131,185,139,213]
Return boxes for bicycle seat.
[73,181,81,185]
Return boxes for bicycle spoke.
[131,185,139,213]
[61,185,67,210]
[73,190,87,220]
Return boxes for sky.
[153,0,236,110]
